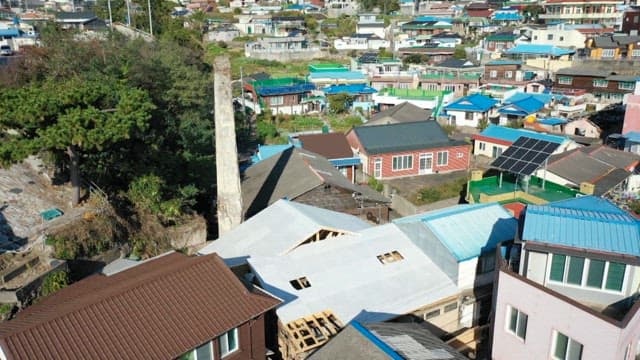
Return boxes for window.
[290,277,312,290]
[505,71,513,79]
[558,76,573,85]
[392,155,413,171]
[549,254,627,292]
[457,152,464,159]
[179,342,213,360]
[219,328,239,358]
[507,306,528,340]
[601,49,615,58]
[620,82,635,90]
[478,252,496,274]
[269,96,284,106]
[377,250,404,264]
[425,309,441,320]
[633,49,640,58]
[479,142,486,151]
[444,302,458,313]
[465,112,474,120]
[437,151,448,166]
[593,79,609,88]
[559,36,564,41]
[490,70,497,78]
[552,331,582,360]
[547,34,554,40]
[533,35,538,40]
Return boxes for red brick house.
[346,121,471,179]
[0,252,281,360]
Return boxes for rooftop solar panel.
[490,136,560,175]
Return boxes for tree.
[453,45,467,60]
[0,77,155,206]
[477,116,489,131]
[327,93,355,114]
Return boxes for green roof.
[485,34,517,41]
[422,72,482,80]
[468,175,580,203]
[308,63,349,72]
[379,88,452,100]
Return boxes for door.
[374,158,382,179]
[419,153,433,175]
[492,146,503,158]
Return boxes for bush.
[40,270,69,297]
[415,177,468,205]
[368,177,384,192]
[257,121,278,141]
[441,124,456,135]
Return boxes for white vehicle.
[0,45,13,56]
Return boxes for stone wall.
[168,216,208,250]
[245,49,327,62]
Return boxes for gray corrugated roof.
[555,67,611,77]
[308,325,390,360]
[368,102,433,126]
[353,121,464,154]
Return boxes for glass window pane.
[508,307,518,333]
[567,257,585,285]
[586,259,605,288]
[555,332,569,359]
[550,254,566,282]
[605,262,626,291]
[178,351,196,360]
[517,313,528,340]
[568,339,583,360]
[228,328,238,352]
[196,342,212,360]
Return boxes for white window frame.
[601,49,615,58]
[392,154,413,171]
[490,70,497,78]
[506,305,528,341]
[505,71,513,79]
[551,331,583,360]
[593,79,609,88]
[547,254,627,294]
[219,328,239,358]
[478,142,486,151]
[179,341,213,360]
[437,151,448,166]
[632,49,640,57]
[269,96,284,106]
[558,76,572,85]
[619,82,635,90]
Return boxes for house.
[562,117,601,138]
[495,92,552,125]
[431,32,463,48]
[623,95,640,136]
[492,196,640,360]
[472,124,579,158]
[244,36,322,61]
[245,77,316,115]
[465,2,493,18]
[533,145,640,195]
[55,11,106,31]
[398,46,456,65]
[539,0,624,29]
[585,34,640,60]
[527,23,610,49]
[333,33,390,51]
[400,20,452,37]
[353,54,418,90]
[241,147,390,220]
[483,32,517,52]
[373,88,455,116]
[469,83,520,100]
[367,101,432,126]
[306,63,367,87]
[554,66,637,103]
[622,6,640,34]
[356,13,386,39]
[482,60,540,87]
[0,252,280,360]
[323,84,377,112]
[491,7,524,25]
[346,121,471,179]
[420,58,483,97]
[295,132,361,183]
[443,93,498,128]
[308,322,468,360]
[325,0,359,17]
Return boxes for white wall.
[473,140,508,158]
[530,28,586,49]
[448,110,483,128]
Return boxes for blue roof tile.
[493,13,523,21]
[523,196,640,257]
[444,94,498,112]
[395,203,518,261]
[537,117,567,126]
[479,124,567,144]
[323,83,377,95]
[505,44,575,57]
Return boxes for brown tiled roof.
[0,252,280,360]
[297,133,353,159]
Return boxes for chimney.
[214,57,243,235]
[580,182,595,195]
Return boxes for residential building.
[356,13,386,39]
[465,2,493,18]
[496,92,554,125]
[431,32,464,48]
[346,121,470,179]
[492,196,640,360]
[491,7,524,26]
[244,36,322,61]
[527,23,604,49]
[373,88,455,116]
[55,11,106,31]
[469,83,520,100]
[240,147,390,220]
[367,101,432,126]
[295,132,361,183]
[352,54,418,90]
[308,322,468,360]
[400,20,452,37]
[443,93,499,128]
[503,44,576,62]
[245,77,316,115]
[563,117,601,138]
[484,32,518,52]
[539,0,624,29]
[482,60,541,87]
[333,33,390,51]
[533,145,640,195]
[323,84,377,112]
[585,34,640,60]
[472,124,579,158]
[420,58,483,97]
[306,63,367,87]
[0,252,280,360]
[554,67,637,103]
[398,46,456,65]
[325,0,359,17]
[622,6,640,34]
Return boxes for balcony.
[539,12,619,19]
[466,174,581,204]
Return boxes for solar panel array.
[490,136,560,175]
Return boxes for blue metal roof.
[444,94,498,112]
[624,131,640,143]
[498,93,549,115]
[505,92,552,105]
[537,117,567,126]
[493,13,523,21]
[0,28,20,37]
[308,71,366,81]
[323,83,377,95]
[414,16,452,22]
[486,59,522,66]
[250,144,293,164]
[394,203,518,261]
[479,124,567,144]
[330,157,361,167]
[256,83,316,96]
[505,44,575,57]
[523,196,640,257]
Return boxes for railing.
[539,12,619,19]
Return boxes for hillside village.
[3,0,640,358]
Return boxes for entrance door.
[419,153,433,175]
[374,158,382,179]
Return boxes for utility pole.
[107,0,113,30]
[147,0,153,35]
[126,0,131,26]
[240,66,246,115]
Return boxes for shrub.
[40,270,69,297]
[368,177,384,192]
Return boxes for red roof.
[467,9,493,17]
[0,253,280,360]
[471,134,513,147]
[297,132,353,160]
[503,202,526,219]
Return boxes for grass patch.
[277,115,325,133]
[329,115,362,133]
[414,176,468,205]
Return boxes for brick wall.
[367,144,471,179]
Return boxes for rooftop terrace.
[467,174,582,204]
[377,88,452,100]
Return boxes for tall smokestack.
[214,56,243,235]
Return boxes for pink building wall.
[623,95,640,135]
[493,270,640,360]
